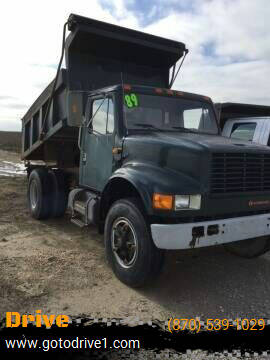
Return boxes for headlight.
[175,195,201,210]
[175,195,190,209]
[153,193,201,210]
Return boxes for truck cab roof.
[88,84,213,104]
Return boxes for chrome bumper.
[151,213,270,249]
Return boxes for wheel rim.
[30,180,38,210]
[111,217,138,268]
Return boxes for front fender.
[110,162,202,215]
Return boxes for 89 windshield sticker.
[124,93,139,108]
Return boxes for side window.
[92,99,107,134]
[230,123,256,141]
[107,98,115,134]
[91,97,115,134]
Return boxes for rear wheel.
[104,198,164,288]
[224,236,270,258]
[49,169,68,218]
[27,168,53,220]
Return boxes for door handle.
[82,152,87,164]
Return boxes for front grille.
[211,152,270,194]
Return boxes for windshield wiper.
[171,126,199,133]
[133,123,164,131]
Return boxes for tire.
[27,168,53,220]
[49,169,68,218]
[223,236,270,258]
[104,198,164,288]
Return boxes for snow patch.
[0,160,26,176]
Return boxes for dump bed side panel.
[21,69,80,163]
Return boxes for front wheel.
[223,236,270,258]
[104,198,164,288]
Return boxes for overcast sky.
[0,0,269,131]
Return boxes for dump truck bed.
[21,13,186,163]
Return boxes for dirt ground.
[1,149,270,323]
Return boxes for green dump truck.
[22,14,270,287]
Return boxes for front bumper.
[151,213,270,249]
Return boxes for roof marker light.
[123,84,132,91]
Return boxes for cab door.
[80,95,115,191]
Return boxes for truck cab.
[80,84,218,194]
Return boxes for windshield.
[123,93,218,134]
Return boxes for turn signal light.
[153,193,173,210]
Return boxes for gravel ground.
[1,150,270,358]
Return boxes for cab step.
[68,189,100,226]
[74,201,86,215]
[71,217,86,228]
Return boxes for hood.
[122,131,270,185]
[131,131,268,151]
